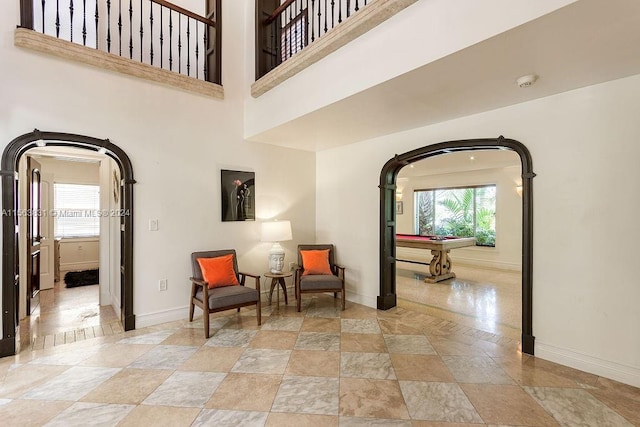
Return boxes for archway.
[1,129,136,356]
[378,136,535,354]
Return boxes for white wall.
[396,165,522,271]
[35,156,100,185]
[316,74,640,387]
[245,0,577,139]
[1,0,316,331]
[58,238,100,271]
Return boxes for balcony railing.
[19,0,221,85]
[256,0,374,79]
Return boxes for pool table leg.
[425,249,455,283]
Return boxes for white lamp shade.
[261,220,292,242]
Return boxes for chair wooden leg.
[204,313,210,338]
[297,292,302,312]
[256,302,262,326]
[341,289,346,310]
[189,301,195,321]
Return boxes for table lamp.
[261,220,292,274]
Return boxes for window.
[414,185,496,247]
[54,183,100,238]
[281,9,307,61]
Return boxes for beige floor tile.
[429,335,485,356]
[118,405,201,427]
[495,358,580,387]
[340,303,379,319]
[378,318,424,335]
[410,422,485,427]
[249,330,299,349]
[339,378,410,419]
[461,383,559,426]
[285,350,340,377]
[266,412,339,426]
[206,373,281,411]
[0,399,72,426]
[161,327,209,346]
[301,317,341,333]
[390,354,455,382]
[80,368,172,404]
[340,333,386,353]
[79,343,154,367]
[0,364,69,398]
[588,378,640,426]
[178,346,244,372]
[524,357,599,386]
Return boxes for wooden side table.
[265,271,292,307]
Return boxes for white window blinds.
[54,183,100,238]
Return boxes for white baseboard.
[536,341,640,388]
[110,296,122,317]
[60,261,99,271]
[136,306,189,329]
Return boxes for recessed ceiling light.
[469,156,475,160]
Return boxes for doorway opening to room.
[378,137,535,355]
[1,130,136,357]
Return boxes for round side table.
[264,271,293,308]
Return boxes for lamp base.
[268,242,286,274]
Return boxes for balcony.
[15,0,223,98]
[253,0,418,97]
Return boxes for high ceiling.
[252,0,640,151]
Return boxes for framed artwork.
[396,201,403,215]
[221,169,255,221]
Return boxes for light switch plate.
[149,219,159,231]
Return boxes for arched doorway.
[378,136,535,354]
[1,129,136,356]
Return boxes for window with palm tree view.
[414,185,496,247]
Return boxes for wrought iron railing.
[19,0,221,85]
[256,0,373,79]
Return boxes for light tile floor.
[396,264,522,339]
[1,294,639,426]
[20,274,120,350]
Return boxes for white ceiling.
[252,0,640,151]
[397,149,521,178]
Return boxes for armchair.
[294,244,345,312]
[189,249,261,338]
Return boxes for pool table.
[396,234,476,283]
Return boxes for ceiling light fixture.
[516,74,538,88]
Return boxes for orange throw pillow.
[197,254,240,288]
[301,249,333,276]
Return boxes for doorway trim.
[1,129,136,356]
[377,136,535,354]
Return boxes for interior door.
[26,157,42,314]
[39,172,55,290]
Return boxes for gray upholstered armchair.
[294,244,345,312]
[189,249,261,338]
